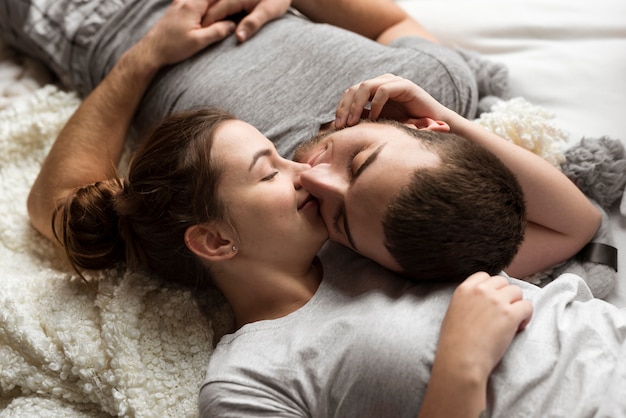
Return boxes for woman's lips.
[298,194,318,211]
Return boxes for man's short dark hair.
[383,127,526,282]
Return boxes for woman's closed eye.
[261,171,278,181]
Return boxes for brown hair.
[383,126,526,282]
[54,108,236,289]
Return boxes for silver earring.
[232,245,238,252]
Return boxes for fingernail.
[237,30,247,42]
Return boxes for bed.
[1,0,625,416]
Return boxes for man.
[293,74,601,281]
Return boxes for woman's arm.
[27,0,235,242]
[418,273,532,418]
[446,117,602,278]
[335,74,602,278]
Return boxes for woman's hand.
[439,272,533,379]
[417,272,532,418]
[201,0,291,42]
[335,73,456,128]
[136,0,237,69]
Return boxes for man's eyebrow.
[249,149,272,171]
[350,143,386,185]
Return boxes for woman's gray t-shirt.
[200,242,626,417]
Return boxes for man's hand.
[201,0,291,42]
[137,0,237,69]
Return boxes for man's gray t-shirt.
[1,0,478,158]
[200,242,626,417]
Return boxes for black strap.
[576,242,618,272]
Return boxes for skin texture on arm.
[417,273,532,418]
[203,0,438,43]
[293,0,438,44]
[334,74,602,279]
[27,0,236,243]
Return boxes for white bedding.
[1,0,625,416]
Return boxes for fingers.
[202,0,290,42]
[439,271,533,381]
[516,300,534,331]
[335,74,398,128]
[202,0,248,26]
[334,74,435,129]
[193,19,237,47]
[145,0,236,67]
[459,271,534,332]
[236,1,285,42]
[368,78,413,119]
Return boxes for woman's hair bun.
[55,177,127,271]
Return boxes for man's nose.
[300,163,345,201]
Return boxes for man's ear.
[405,117,450,132]
[185,223,237,262]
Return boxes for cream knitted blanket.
[0,86,223,417]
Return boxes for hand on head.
[201,0,291,42]
[334,73,454,130]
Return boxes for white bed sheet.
[398,0,626,307]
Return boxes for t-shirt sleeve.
[199,381,306,418]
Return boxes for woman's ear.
[405,117,450,132]
[185,223,237,262]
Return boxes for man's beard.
[292,128,337,163]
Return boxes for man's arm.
[293,0,438,44]
[202,0,438,44]
[335,74,602,278]
[27,0,236,243]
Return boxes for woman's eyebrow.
[249,149,272,171]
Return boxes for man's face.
[293,121,440,271]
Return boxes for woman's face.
[212,120,328,264]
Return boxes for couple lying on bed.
[10,0,625,416]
